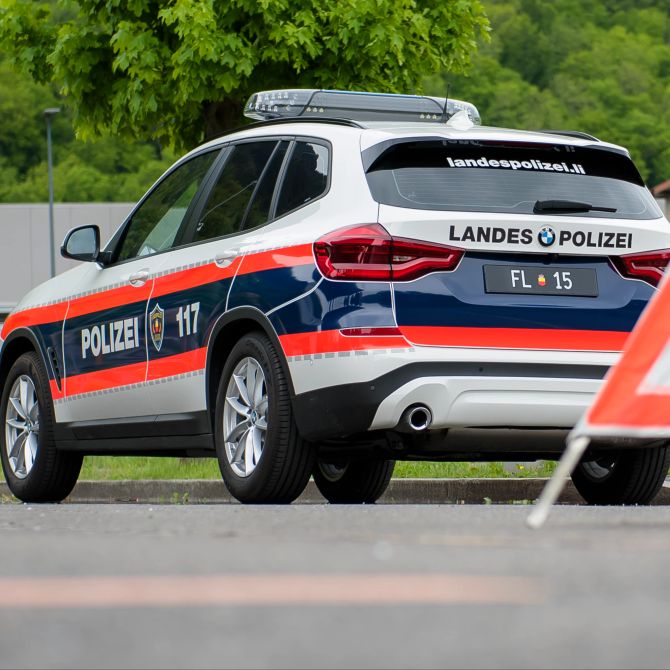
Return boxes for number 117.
[177,302,200,337]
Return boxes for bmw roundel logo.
[538,226,556,247]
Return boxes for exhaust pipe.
[398,405,433,432]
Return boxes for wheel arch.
[205,307,294,431]
[0,329,42,396]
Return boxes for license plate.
[484,265,598,297]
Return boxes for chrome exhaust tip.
[398,405,433,432]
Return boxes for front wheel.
[571,445,670,505]
[0,352,82,502]
[313,459,395,504]
[215,332,314,503]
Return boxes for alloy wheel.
[222,357,268,477]
[4,375,40,479]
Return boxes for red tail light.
[313,224,464,281]
[612,249,670,287]
[339,327,403,336]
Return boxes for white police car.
[2,89,670,505]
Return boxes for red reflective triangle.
[576,273,670,438]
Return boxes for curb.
[4,478,558,504]
[2,478,669,505]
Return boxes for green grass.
[78,456,556,481]
[80,456,222,480]
[394,460,556,478]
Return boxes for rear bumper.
[370,373,599,430]
[292,359,609,440]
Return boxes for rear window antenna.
[442,81,451,122]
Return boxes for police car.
[2,89,669,506]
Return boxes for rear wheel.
[0,352,82,502]
[313,458,395,504]
[215,332,314,503]
[571,445,670,505]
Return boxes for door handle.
[128,269,150,287]
[215,250,240,268]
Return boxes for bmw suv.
[2,89,669,505]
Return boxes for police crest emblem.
[150,304,165,352]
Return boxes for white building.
[0,203,133,315]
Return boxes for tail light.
[313,223,464,281]
[611,249,670,287]
[339,327,403,336]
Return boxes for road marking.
[0,574,544,609]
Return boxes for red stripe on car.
[2,244,314,338]
[49,380,65,401]
[278,329,412,357]
[1,302,68,340]
[238,244,314,275]
[66,284,154,319]
[64,360,148,397]
[152,260,241,299]
[147,348,207,381]
[399,326,629,352]
[62,349,209,397]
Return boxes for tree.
[0,54,175,203]
[0,58,70,178]
[2,139,175,203]
[429,0,670,186]
[0,0,489,151]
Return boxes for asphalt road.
[1,503,670,669]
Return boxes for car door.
[143,139,289,419]
[59,149,220,427]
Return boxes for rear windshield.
[364,140,661,220]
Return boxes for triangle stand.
[526,436,591,530]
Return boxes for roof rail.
[247,117,365,130]
[539,129,600,142]
[207,116,365,142]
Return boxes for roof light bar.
[243,89,481,125]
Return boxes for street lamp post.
[44,107,60,278]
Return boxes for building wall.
[0,203,134,313]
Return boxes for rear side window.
[364,140,662,220]
[243,141,289,231]
[194,141,277,242]
[275,142,329,218]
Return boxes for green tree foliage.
[3,139,175,203]
[0,0,489,149]
[427,0,670,186]
[5,0,670,200]
[0,54,175,203]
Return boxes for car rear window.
[364,140,662,220]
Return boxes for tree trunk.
[203,99,244,140]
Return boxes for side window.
[243,141,289,231]
[115,151,218,263]
[275,142,329,218]
[194,141,277,243]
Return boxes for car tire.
[313,458,395,504]
[215,332,314,504]
[571,444,670,505]
[0,352,82,503]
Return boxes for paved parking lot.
[0,503,669,668]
